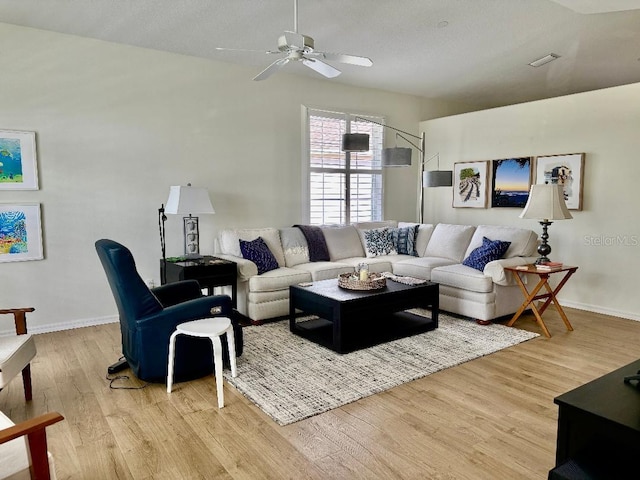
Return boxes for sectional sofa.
[214,221,539,324]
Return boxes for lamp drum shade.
[519,184,572,221]
[165,185,215,215]
[382,147,412,167]
[341,133,370,152]
[423,170,453,187]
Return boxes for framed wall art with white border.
[0,203,44,262]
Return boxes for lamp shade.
[422,170,453,187]
[165,185,215,215]
[519,184,572,221]
[382,147,412,167]
[341,133,370,152]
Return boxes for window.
[305,108,384,225]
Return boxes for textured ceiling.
[1,0,640,108]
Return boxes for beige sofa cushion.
[248,267,311,293]
[464,225,538,259]
[293,261,354,281]
[352,220,398,230]
[219,228,286,267]
[431,264,494,293]
[392,256,457,279]
[424,224,476,262]
[321,225,365,260]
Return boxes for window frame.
[302,106,385,225]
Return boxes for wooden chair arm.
[0,307,35,335]
[0,412,64,480]
[0,412,63,444]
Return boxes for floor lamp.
[342,117,452,223]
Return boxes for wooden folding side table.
[504,265,578,338]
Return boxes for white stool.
[166,317,237,408]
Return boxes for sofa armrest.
[484,257,539,286]
[214,254,258,280]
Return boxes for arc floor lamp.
[342,117,452,223]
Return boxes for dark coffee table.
[289,278,439,353]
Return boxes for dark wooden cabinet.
[161,256,237,308]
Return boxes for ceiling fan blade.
[319,52,373,67]
[253,58,290,81]
[215,47,280,55]
[302,58,341,78]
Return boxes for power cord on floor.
[105,373,149,390]
[105,356,148,390]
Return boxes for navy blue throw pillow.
[239,237,279,275]
[391,225,420,256]
[462,237,511,271]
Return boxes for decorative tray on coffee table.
[338,272,386,291]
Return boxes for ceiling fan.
[215,0,373,81]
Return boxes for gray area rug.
[224,311,539,425]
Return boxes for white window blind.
[306,108,384,225]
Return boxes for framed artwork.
[453,161,489,208]
[491,157,532,208]
[534,153,585,210]
[0,130,38,190]
[0,204,44,262]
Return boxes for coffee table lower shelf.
[292,310,437,353]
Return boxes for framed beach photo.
[534,153,585,210]
[453,161,489,208]
[0,130,38,190]
[491,157,532,208]
[0,204,44,262]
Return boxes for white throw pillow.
[359,227,397,257]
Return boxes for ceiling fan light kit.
[217,0,373,81]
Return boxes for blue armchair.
[95,239,243,383]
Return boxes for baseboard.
[558,299,640,322]
[0,315,118,337]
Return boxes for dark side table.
[549,359,640,479]
[161,256,237,308]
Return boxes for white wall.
[420,83,640,321]
[0,23,473,332]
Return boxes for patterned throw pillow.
[363,228,397,257]
[239,237,279,275]
[391,225,420,256]
[462,236,511,271]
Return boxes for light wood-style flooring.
[1,308,639,479]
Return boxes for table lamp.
[161,183,215,260]
[519,184,572,264]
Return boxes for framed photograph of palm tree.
[0,130,38,190]
[491,157,532,208]
[0,204,43,262]
[534,153,585,210]
[453,161,489,208]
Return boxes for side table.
[504,264,578,338]
[161,256,237,308]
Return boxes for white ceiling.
[1,0,640,108]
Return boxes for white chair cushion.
[0,410,29,480]
[392,256,457,280]
[0,335,36,388]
